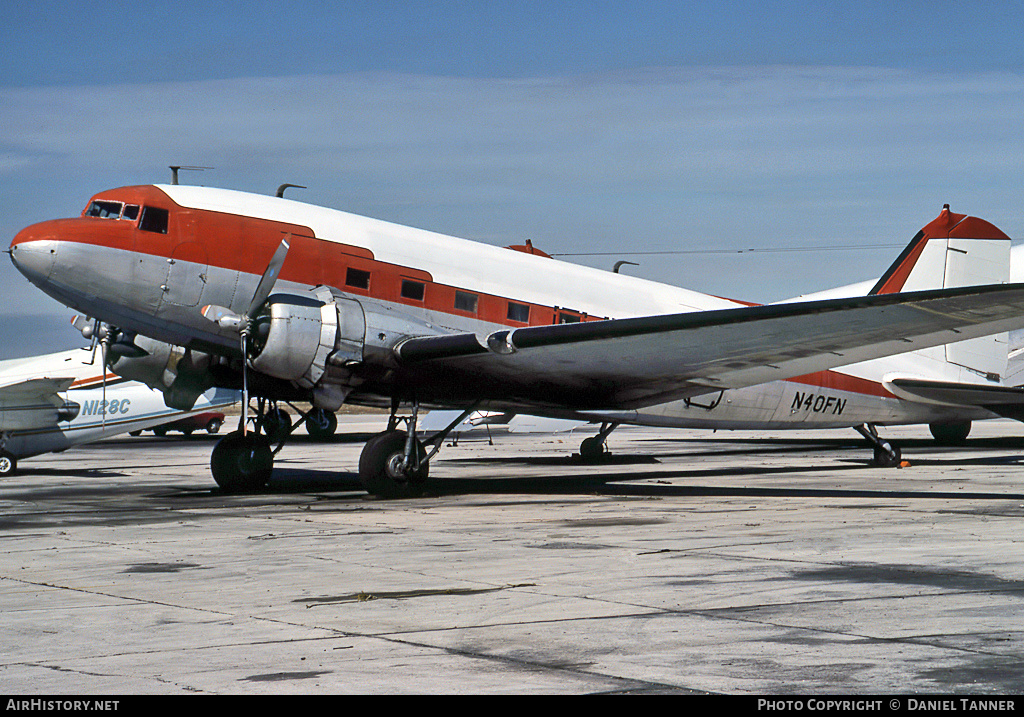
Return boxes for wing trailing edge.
[393,282,1024,410]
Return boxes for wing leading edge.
[396,283,1024,410]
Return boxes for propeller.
[73,316,113,432]
[201,235,291,435]
[99,331,109,432]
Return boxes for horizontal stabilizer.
[889,378,1024,420]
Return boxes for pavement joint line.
[7,422,1024,691]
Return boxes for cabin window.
[122,204,140,221]
[345,267,370,290]
[558,311,581,324]
[507,301,530,323]
[454,290,478,313]
[401,279,425,301]
[139,206,169,234]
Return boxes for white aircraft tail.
[871,205,1012,380]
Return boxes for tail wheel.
[929,421,971,445]
[0,450,17,477]
[872,444,902,468]
[210,431,273,492]
[358,430,428,499]
[579,436,607,461]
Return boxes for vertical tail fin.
[872,205,1011,379]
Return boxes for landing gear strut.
[855,423,902,468]
[358,402,474,498]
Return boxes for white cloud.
[3,65,1023,331]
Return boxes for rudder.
[871,204,1011,379]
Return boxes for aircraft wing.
[0,377,76,431]
[0,377,76,403]
[396,283,1024,410]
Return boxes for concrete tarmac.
[4,416,1024,695]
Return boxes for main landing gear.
[209,399,329,493]
[358,402,474,499]
[855,423,902,468]
[210,430,274,492]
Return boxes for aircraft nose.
[10,222,60,285]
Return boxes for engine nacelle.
[249,287,365,391]
[107,335,217,410]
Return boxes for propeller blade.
[202,236,290,438]
[100,338,108,432]
[247,235,291,319]
[240,332,249,435]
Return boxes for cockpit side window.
[139,206,169,234]
[84,201,142,222]
[85,200,124,219]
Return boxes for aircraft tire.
[929,421,971,445]
[305,407,338,439]
[210,431,273,492]
[872,444,902,468]
[0,451,17,477]
[358,430,428,499]
[579,436,607,461]
[259,408,292,443]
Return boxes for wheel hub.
[385,452,411,482]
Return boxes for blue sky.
[3,1,1024,358]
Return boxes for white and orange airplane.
[0,345,238,476]
[11,185,1024,496]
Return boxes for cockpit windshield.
[85,200,140,221]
